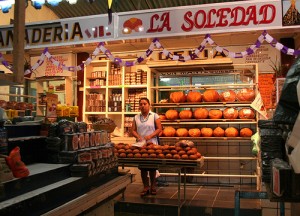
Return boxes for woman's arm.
[131,118,143,141]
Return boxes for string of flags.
[0,30,299,78]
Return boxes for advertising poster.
[282,0,300,26]
[46,93,58,119]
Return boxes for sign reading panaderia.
[0,0,284,51]
[0,15,115,51]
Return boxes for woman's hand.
[144,135,152,141]
[137,136,143,142]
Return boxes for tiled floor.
[114,182,262,216]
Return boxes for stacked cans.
[108,90,122,112]
[85,93,106,112]
[89,71,106,87]
[109,64,121,86]
[69,143,118,177]
[124,69,147,85]
[125,89,147,112]
[124,116,134,137]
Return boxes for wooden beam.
[12,0,25,84]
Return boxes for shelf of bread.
[153,102,252,108]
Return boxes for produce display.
[170,91,186,103]
[187,91,202,102]
[236,88,255,102]
[162,107,255,120]
[165,109,178,120]
[208,109,223,119]
[219,90,236,102]
[202,89,220,102]
[238,108,255,119]
[114,140,202,160]
[213,127,225,137]
[193,108,209,119]
[160,126,253,138]
[179,110,193,119]
[223,107,239,119]
[166,88,255,103]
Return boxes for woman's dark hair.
[139,97,150,105]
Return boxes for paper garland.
[0,30,299,76]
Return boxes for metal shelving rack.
[148,60,261,190]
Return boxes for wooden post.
[12,0,25,84]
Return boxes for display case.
[35,77,74,117]
[148,60,261,189]
[83,59,150,137]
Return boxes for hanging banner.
[0,0,287,51]
[31,53,75,77]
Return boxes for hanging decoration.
[0,30,299,78]
[0,0,14,13]
[107,0,113,25]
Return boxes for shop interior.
[0,1,300,216]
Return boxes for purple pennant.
[137,56,144,63]
[246,48,254,55]
[294,50,300,55]
[146,49,153,57]
[125,61,134,67]
[104,49,112,57]
[190,54,197,60]
[114,58,122,63]
[254,40,262,48]
[204,34,211,39]
[178,55,185,62]
[43,47,48,54]
[281,46,288,54]
[198,45,205,52]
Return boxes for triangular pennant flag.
[108,0,113,24]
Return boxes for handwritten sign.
[258,74,275,109]
[251,92,268,119]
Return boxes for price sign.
[258,74,275,109]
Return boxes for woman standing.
[131,97,162,196]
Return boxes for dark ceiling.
[46,0,245,19]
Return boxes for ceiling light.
[67,0,77,4]
[31,0,45,9]
[0,0,15,13]
[47,0,62,6]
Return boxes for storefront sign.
[118,0,282,39]
[0,15,115,51]
[0,0,285,51]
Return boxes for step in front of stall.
[0,163,71,201]
[114,183,261,216]
[115,201,261,216]
[0,167,119,216]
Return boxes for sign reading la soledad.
[0,0,285,51]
